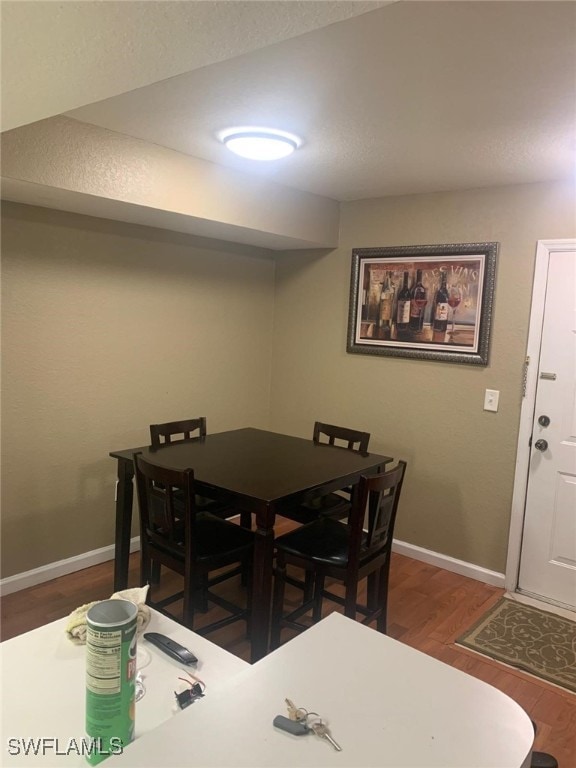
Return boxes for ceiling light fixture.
[220,127,301,161]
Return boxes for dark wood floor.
[2,549,575,766]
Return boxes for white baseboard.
[392,539,506,588]
[0,537,141,597]
[1,536,505,597]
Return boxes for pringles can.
[86,599,138,764]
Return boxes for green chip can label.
[85,599,138,764]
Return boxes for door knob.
[538,415,551,427]
[534,439,548,452]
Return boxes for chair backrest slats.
[348,461,407,568]
[150,417,207,449]
[134,452,197,555]
[313,421,370,453]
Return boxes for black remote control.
[143,632,198,665]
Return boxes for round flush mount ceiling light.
[220,127,301,161]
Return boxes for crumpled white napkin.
[65,585,151,645]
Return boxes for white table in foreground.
[0,609,248,766]
[112,612,534,768]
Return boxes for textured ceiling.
[1,0,387,132]
[1,0,575,250]
[65,1,576,201]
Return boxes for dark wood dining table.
[109,427,392,661]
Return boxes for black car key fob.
[273,716,309,736]
[144,632,198,665]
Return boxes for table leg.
[113,457,135,592]
[250,505,275,663]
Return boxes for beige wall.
[2,180,575,581]
[270,180,576,573]
[1,203,275,578]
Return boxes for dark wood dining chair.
[134,453,254,635]
[150,417,207,447]
[271,461,406,649]
[313,421,371,452]
[149,418,251,529]
[280,421,371,525]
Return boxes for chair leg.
[140,544,151,586]
[376,583,388,631]
[271,557,287,650]
[303,572,314,603]
[150,561,161,585]
[376,561,391,634]
[367,572,378,611]
[312,573,325,623]
[344,578,358,621]
[182,577,195,629]
[196,574,209,613]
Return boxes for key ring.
[285,697,319,723]
[293,707,320,723]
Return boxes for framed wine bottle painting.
[347,242,498,365]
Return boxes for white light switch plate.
[484,389,500,412]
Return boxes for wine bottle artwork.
[350,244,497,365]
[396,271,411,336]
[378,271,394,339]
[432,270,449,342]
[409,269,427,332]
[367,269,382,327]
[447,282,462,342]
[361,266,371,322]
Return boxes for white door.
[517,244,576,609]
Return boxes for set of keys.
[273,698,342,751]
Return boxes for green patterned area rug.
[457,598,576,693]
